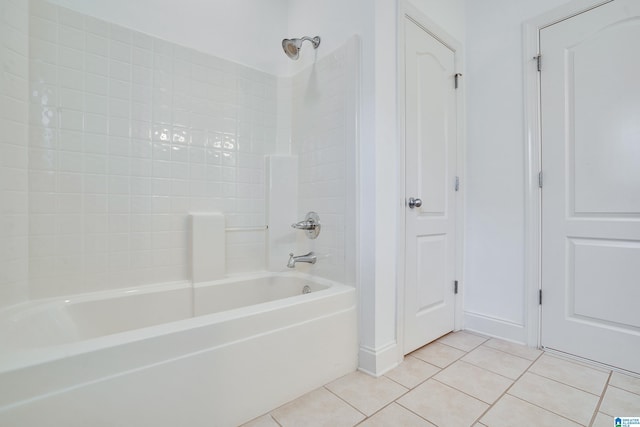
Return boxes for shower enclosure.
[0,0,359,425]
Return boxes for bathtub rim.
[0,271,354,375]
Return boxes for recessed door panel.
[416,54,448,216]
[569,238,640,329]
[571,22,640,215]
[416,235,447,313]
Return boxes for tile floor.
[243,331,640,427]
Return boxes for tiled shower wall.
[0,0,30,308]
[291,37,358,285]
[27,1,277,298]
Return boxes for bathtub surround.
[21,1,357,300]
[291,36,359,285]
[0,0,30,309]
[26,0,278,297]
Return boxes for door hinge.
[538,171,543,188]
[454,73,462,89]
[539,289,542,305]
[535,54,542,72]
[454,280,459,294]
[455,176,460,192]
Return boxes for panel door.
[404,17,457,354]
[540,0,640,373]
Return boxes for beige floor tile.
[591,412,615,427]
[528,354,609,395]
[241,414,280,427]
[358,403,435,427]
[599,386,640,417]
[610,371,640,395]
[480,394,581,427]
[397,379,489,426]
[326,371,408,416]
[411,342,466,368]
[385,356,440,389]
[271,387,365,427]
[508,372,599,425]
[483,338,542,361]
[437,331,488,351]
[434,360,513,404]
[462,345,533,380]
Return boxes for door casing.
[523,0,615,349]
[396,1,466,359]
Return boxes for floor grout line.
[470,348,546,425]
[525,370,608,397]
[502,393,589,427]
[321,385,369,419]
[587,371,612,427]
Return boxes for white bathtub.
[0,272,357,426]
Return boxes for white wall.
[463,0,574,343]
[46,0,289,75]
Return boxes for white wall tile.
[18,2,283,299]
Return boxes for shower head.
[282,36,321,60]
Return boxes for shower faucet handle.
[291,220,317,230]
[291,212,321,239]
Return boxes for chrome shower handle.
[291,212,321,239]
[291,220,317,230]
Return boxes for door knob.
[408,197,422,209]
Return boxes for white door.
[404,17,458,354]
[540,0,640,373]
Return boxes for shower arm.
[300,36,321,48]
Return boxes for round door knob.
[408,197,422,209]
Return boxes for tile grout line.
[469,348,546,425]
[394,398,440,426]
[479,339,543,362]
[587,370,612,427]
[495,350,610,426]
[504,394,588,427]
[502,350,602,426]
[381,368,446,426]
[606,383,640,397]
[269,413,284,427]
[525,370,607,397]
[321,385,369,420]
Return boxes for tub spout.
[287,252,316,268]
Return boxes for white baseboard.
[358,342,400,377]
[463,311,527,344]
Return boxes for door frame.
[396,1,466,358]
[523,0,614,348]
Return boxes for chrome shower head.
[282,36,321,60]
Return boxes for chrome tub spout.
[287,252,316,268]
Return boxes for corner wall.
[463,0,575,343]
